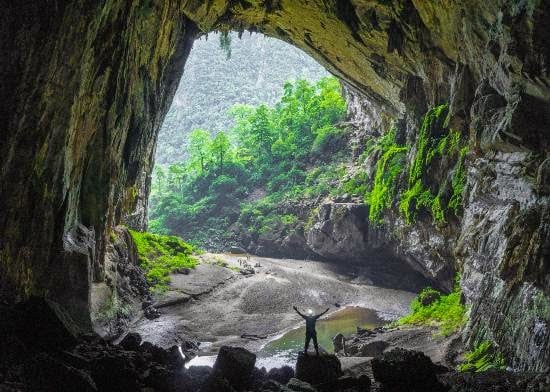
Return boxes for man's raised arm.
[315,308,330,319]
[293,306,306,318]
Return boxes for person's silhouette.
[293,306,329,355]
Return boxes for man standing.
[293,306,330,355]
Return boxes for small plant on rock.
[458,341,506,372]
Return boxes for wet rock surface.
[1,300,547,392]
[334,326,461,367]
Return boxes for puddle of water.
[186,306,384,370]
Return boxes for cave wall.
[0,0,548,371]
[0,1,197,332]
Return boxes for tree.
[210,131,232,174]
[153,166,166,195]
[219,31,231,60]
[168,163,186,200]
[188,129,212,173]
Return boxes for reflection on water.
[256,306,383,368]
[186,306,384,370]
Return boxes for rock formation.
[1,0,548,372]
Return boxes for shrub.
[458,341,506,372]
[129,230,198,292]
[396,275,467,336]
[209,175,238,194]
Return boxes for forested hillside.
[150,77,349,250]
[156,32,329,164]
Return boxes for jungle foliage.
[149,77,348,247]
[396,275,467,336]
[157,32,328,164]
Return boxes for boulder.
[337,375,371,391]
[295,352,342,387]
[418,289,441,306]
[213,346,256,390]
[184,366,214,391]
[25,353,97,392]
[332,333,345,353]
[139,341,169,365]
[14,297,77,353]
[240,267,255,275]
[144,305,161,319]
[358,340,389,357]
[371,348,448,392]
[229,246,247,254]
[119,332,142,351]
[286,377,317,392]
[167,345,186,368]
[267,365,295,384]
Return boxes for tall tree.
[188,129,212,173]
[210,131,231,173]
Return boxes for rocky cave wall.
[0,0,548,371]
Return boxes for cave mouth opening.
[104,30,432,354]
[148,30,333,255]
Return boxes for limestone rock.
[213,346,257,390]
[295,352,342,387]
[267,365,295,385]
[286,378,317,392]
[1,0,549,373]
[119,332,142,351]
[371,348,447,392]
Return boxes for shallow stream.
[186,306,384,369]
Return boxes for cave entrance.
[113,32,431,356]
[148,31,333,254]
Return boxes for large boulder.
[359,340,389,357]
[332,333,345,353]
[25,353,97,392]
[295,352,342,388]
[212,346,256,390]
[229,246,247,254]
[371,348,448,392]
[119,332,142,351]
[267,365,295,385]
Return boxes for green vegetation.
[336,104,468,226]
[149,77,347,247]
[458,341,506,372]
[396,275,467,336]
[129,230,198,292]
[366,128,408,223]
[156,32,328,165]
[398,105,469,224]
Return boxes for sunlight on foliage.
[396,275,467,336]
[398,105,469,224]
[148,77,347,245]
[129,230,198,292]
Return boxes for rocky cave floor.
[2,255,549,392]
[128,253,415,351]
[1,297,547,392]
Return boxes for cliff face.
[0,1,197,332]
[0,0,548,371]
